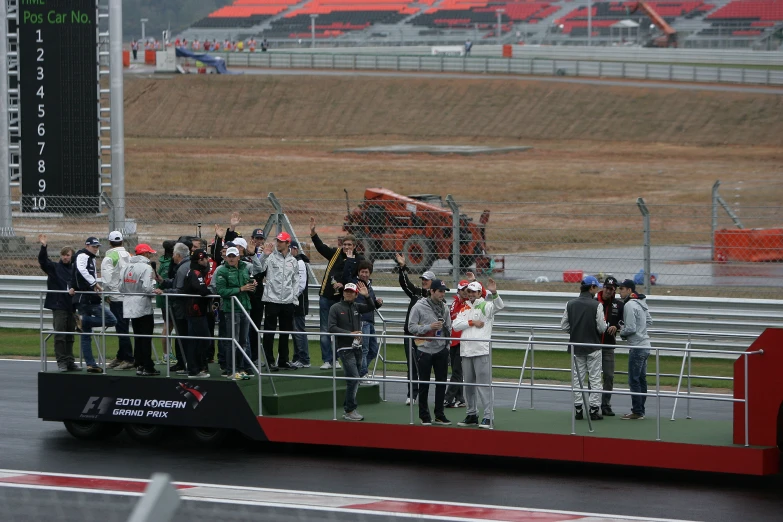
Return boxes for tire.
[63,421,123,440]
[356,237,377,264]
[187,427,230,448]
[124,423,167,444]
[402,235,435,272]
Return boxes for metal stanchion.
[409,340,415,425]
[165,294,170,378]
[686,350,692,419]
[744,353,749,447]
[570,352,576,435]
[39,292,46,372]
[231,298,236,377]
[488,340,494,430]
[332,335,337,421]
[530,328,536,410]
[100,289,107,373]
[670,339,690,421]
[655,348,661,441]
[511,331,533,411]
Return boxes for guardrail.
[209,51,783,87]
[5,275,781,355]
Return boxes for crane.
[630,1,678,48]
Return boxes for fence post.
[637,197,651,294]
[445,195,460,286]
[127,473,180,522]
[711,180,720,261]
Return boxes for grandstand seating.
[412,2,557,30]
[698,0,783,39]
[554,2,707,36]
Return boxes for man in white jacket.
[102,231,133,370]
[452,279,504,429]
[120,244,163,376]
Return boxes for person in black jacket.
[182,250,212,378]
[309,216,363,370]
[328,282,375,421]
[38,234,79,372]
[395,253,434,405]
[596,276,624,416]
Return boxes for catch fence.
[2,183,781,297]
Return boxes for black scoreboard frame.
[18,0,100,213]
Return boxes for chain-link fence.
[3,186,781,297]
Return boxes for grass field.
[4,327,733,389]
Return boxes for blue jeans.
[319,296,338,363]
[360,321,378,377]
[109,300,133,362]
[628,347,650,415]
[293,314,310,365]
[79,304,117,367]
[225,311,251,372]
[339,346,362,413]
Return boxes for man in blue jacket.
[38,234,79,372]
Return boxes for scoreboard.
[18,0,99,212]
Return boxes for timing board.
[18,0,99,212]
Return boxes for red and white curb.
[0,469,696,522]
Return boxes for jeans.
[319,296,338,363]
[404,337,420,398]
[416,347,449,420]
[52,309,76,366]
[292,314,310,365]
[444,343,464,404]
[131,314,155,371]
[628,347,650,415]
[79,304,117,367]
[173,318,189,369]
[109,300,133,362]
[601,348,615,410]
[360,321,378,377]
[225,311,252,372]
[263,302,294,367]
[339,346,362,413]
[187,315,211,376]
[249,299,264,364]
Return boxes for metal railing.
[36,288,763,447]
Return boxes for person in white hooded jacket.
[120,244,163,376]
[452,278,504,429]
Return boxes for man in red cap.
[254,231,300,370]
[445,273,483,408]
[120,244,163,376]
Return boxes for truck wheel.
[187,427,230,447]
[124,423,167,444]
[356,237,377,263]
[63,421,123,440]
[403,235,434,272]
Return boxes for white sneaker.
[405,397,416,405]
[291,361,304,368]
[335,361,341,369]
[342,410,364,421]
[360,380,376,386]
[320,362,332,370]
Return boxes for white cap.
[108,231,123,242]
[467,281,482,292]
[343,283,358,292]
[233,237,248,250]
[226,247,240,257]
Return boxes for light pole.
[310,14,318,49]
[587,0,592,47]
[496,8,505,43]
[140,18,148,43]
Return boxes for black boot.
[590,407,604,420]
[574,406,583,420]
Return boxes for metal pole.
[445,195,460,286]
[231,298,236,376]
[744,353,749,447]
[165,294,170,377]
[686,349,692,419]
[655,347,660,441]
[40,293,45,372]
[570,353,576,435]
[512,332,532,411]
[637,197,651,294]
[109,0,125,233]
[140,18,148,43]
[670,339,690,421]
[332,335,337,421]
[310,14,318,49]
[409,340,414,425]
[530,328,535,409]
[0,0,14,238]
[489,340,494,429]
[587,0,592,47]
[711,180,720,260]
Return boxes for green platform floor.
[274,400,740,447]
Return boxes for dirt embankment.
[124,74,783,147]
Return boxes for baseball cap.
[251,228,265,239]
[223,241,235,249]
[233,237,248,250]
[191,249,208,261]
[467,281,482,292]
[135,243,156,255]
[276,231,291,242]
[343,282,358,292]
[604,276,619,288]
[85,237,101,247]
[582,275,602,288]
[421,271,436,281]
[108,230,123,242]
[618,279,636,291]
[290,241,299,249]
[430,279,449,291]
[226,247,240,257]
[457,280,470,290]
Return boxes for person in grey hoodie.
[617,279,653,420]
[407,279,453,426]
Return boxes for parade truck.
[343,188,492,273]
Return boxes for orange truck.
[631,1,678,48]
[344,188,492,273]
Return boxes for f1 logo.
[82,396,113,415]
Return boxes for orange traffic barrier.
[563,270,583,283]
[714,228,783,262]
[122,50,130,67]
[502,44,512,58]
[145,49,156,65]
